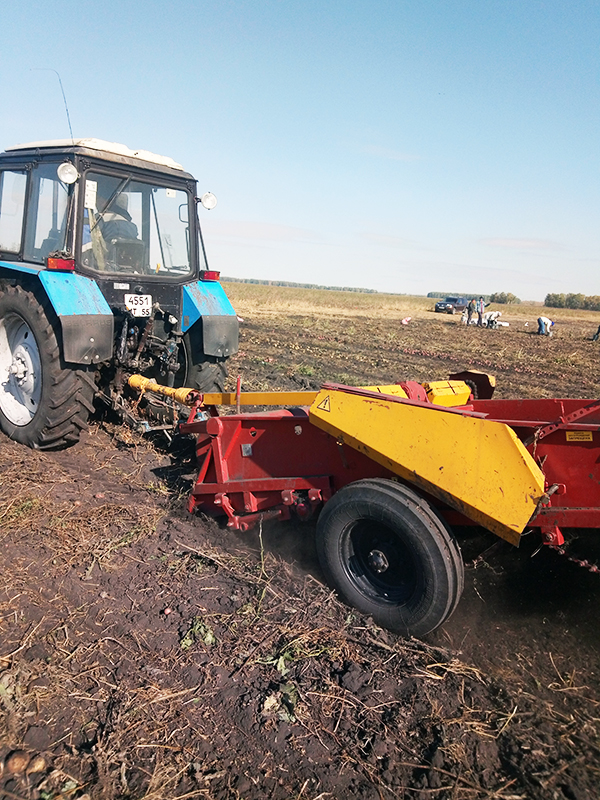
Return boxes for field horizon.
[223,281,599,325]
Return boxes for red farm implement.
[130,373,600,637]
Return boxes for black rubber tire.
[180,331,227,393]
[363,478,465,623]
[0,284,95,450]
[464,380,478,399]
[316,479,464,637]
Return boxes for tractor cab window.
[23,163,70,262]
[80,172,195,278]
[0,170,27,253]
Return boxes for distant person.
[537,316,554,336]
[476,297,489,327]
[483,310,502,328]
[591,324,600,342]
[467,298,476,325]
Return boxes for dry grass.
[224,282,600,326]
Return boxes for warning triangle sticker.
[317,395,331,412]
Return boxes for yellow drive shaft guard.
[128,375,197,405]
[309,387,545,544]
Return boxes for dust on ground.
[1,293,600,800]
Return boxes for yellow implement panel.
[201,383,471,407]
[361,385,409,397]
[204,386,411,406]
[423,380,471,407]
[202,385,416,407]
[309,387,545,545]
[201,391,318,406]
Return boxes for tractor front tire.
[316,479,464,637]
[0,285,95,450]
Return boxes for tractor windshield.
[80,172,200,278]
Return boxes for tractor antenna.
[32,68,74,143]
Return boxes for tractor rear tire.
[181,332,227,393]
[316,479,464,637]
[0,285,95,450]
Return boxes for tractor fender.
[182,281,239,359]
[0,262,114,365]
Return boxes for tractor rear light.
[200,270,220,281]
[47,257,76,271]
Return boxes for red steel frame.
[471,397,600,544]
[182,409,395,531]
[180,396,600,544]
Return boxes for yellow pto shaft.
[309,385,545,545]
[128,375,199,405]
[128,375,318,408]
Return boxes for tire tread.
[0,285,96,450]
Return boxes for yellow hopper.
[309,384,545,545]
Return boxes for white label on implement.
[124,294,152,317]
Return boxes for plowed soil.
[1,286,599,800]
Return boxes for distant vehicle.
[434,296,468,315]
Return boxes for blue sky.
[1,1,598,300]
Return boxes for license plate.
[124,294,152,317]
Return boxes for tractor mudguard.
[0,262,114,364]
[182,281,239,358]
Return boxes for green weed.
[180,616,216,649]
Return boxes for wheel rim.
[341,519,419,605]
[0,312,42,425]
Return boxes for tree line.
[544,293,600,310]
[222,277,378,293]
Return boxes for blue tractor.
[0,138,238,449]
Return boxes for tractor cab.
[0,139,220,315]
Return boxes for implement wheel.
[316,479,464,637]
[0,285,95,450]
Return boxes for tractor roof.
[3,138,187,175]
